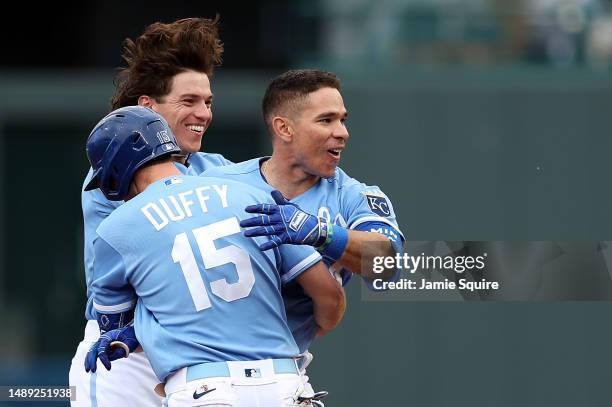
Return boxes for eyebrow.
[315,110,348,119]
[180,93,214,99]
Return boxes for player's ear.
[138,95,155,108]
[272,116,293,143]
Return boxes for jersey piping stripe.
[92,299,136,313]
[281,252,322,284]
[90,371,97,407]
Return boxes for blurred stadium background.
[2,0,612,405]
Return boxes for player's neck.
[264,155,320,200]
[172,153,189,165]
[132,162,182,195]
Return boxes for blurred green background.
[2,0,612,405]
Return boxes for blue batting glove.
[84,325,139,373]
[240,190,329,251]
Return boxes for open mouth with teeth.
[187,124,205,134]
[328,149,342,157]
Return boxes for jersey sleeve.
[340,183,405,290]
[82,174,122,293]
[354,220,404,290]
[341,183,404,241]
[90,236,136,315]
[276,245,322,285]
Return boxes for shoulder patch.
[365,192,392,217]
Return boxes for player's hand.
[240,190,328,250]
[84,325,139,373]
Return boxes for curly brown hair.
[111,17,223,110]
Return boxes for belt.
[164,358,300,395]
[186,358,298,381]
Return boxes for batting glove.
[240,190,329,251]
[84,325,139,373]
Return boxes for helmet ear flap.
[109,165,120,193]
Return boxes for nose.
[194,102,212,122]
[333,122,349,141]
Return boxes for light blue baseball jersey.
[202,157,404,352]
[82,152,232,320]
[91,175,321,382]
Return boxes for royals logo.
[365,193,391,217]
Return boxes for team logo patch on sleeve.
[365,193,391,217]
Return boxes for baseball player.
[69,18,233,406]
[202,70,404,399]
[82,106,345,407]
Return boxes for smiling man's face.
[147,70,213,154]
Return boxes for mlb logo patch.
[365,194,391,217]
[164,177,183,187]
[245,368,261,378]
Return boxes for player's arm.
[332,228,395,275]
[82,185,121,287]
[337,185,405,279]
[85,237,140,373]
[276,243,346,335]
[295,261,346,334]
[240,190,403,277]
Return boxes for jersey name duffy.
[141,181,228,231]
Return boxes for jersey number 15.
[171,217,255,311]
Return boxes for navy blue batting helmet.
[84,106,180,201]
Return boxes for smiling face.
[287,87,349,179]
[142,70,213,154]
